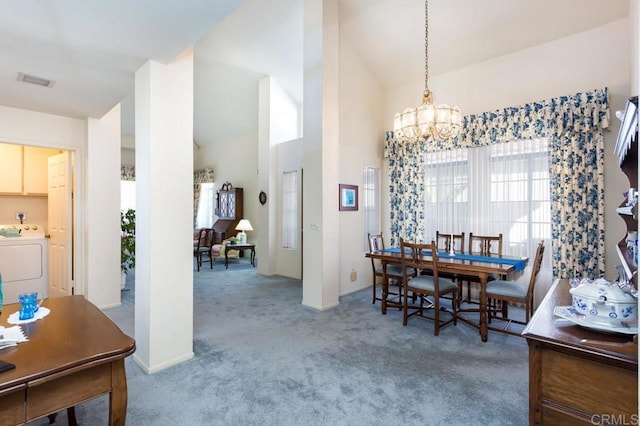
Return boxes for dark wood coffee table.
[0,295,136,425]
[225,243,256,268]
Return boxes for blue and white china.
[569,278,637,324]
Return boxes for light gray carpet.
[32,260,529,425]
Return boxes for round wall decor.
[259,191,267,205]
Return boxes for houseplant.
[121,209,136,288]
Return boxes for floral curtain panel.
[384,136,426,245]
[385,87,609,278]
[193,168,215,228]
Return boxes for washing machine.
[0,224,48,305]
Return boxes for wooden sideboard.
[523,279,637,425]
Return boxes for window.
[196,182,215,228]
[120,180,136,212]
[282,171,298,249]
[363,166,380,251]
[424,138,551,270]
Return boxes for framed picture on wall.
[339,184,358,211]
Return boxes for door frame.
[0,139,85,297]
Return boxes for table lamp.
[235,219,253,244]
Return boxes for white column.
[86,103,122,308]
[302,0,340,310]
[134,53,194,373]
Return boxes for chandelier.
[393,0,461,142]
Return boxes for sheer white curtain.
[424,149,469,242]
[424,138,551,272]
[195,182,215,228]
[488,138,551,264]
[282,170,297,249]
[363,166,380,251]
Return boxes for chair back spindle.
[435,231,465,254]
[468,233,503,256]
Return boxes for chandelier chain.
[424,0,429,94]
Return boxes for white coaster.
[7,306,51,325]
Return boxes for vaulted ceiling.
[0,0,630,146]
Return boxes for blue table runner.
[379,247,526,272]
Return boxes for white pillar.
[134,53,194,373]
[302,0,340,310]
[86,103,122,308]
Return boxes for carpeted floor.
[32,259,529,425]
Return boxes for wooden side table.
[225,243,256,268]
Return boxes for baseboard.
[133,351,194,374]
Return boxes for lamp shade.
[235,219,253,232]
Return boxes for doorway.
[0,141,78,297]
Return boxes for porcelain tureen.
[569,278,637,323]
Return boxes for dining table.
[0,295,136,425]
[366,248,529,342]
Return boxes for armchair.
[211,239,240,265]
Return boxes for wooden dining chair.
[434,231,465,301]
[485,240,545,336]
[462,233,504,303]
[194,228,214,271]
[400,238,458,336]
[435,231,465,254]
[368,233,412,312]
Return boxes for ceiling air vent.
[17,72,55,88]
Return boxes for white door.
[48,152,72,298]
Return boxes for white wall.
[382,19,631,292]
[337,35,385,295]
[121,134,135,166]
[0,105,89,298]
[196,130,259,245]
[0,196,48,228]
[0,105,86,146]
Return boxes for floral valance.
[385,87,610,155]
[194,168,215,184]
[122,166,215,184]
[121,165,135,181]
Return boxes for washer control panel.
[0,224,46,238]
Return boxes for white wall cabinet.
[0,143,60,195]
[0,143,23,193]
[24,146,59,194]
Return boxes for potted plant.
[121,209,135,289]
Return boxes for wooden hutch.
[212,187,243,244]
[523,97,638,424]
